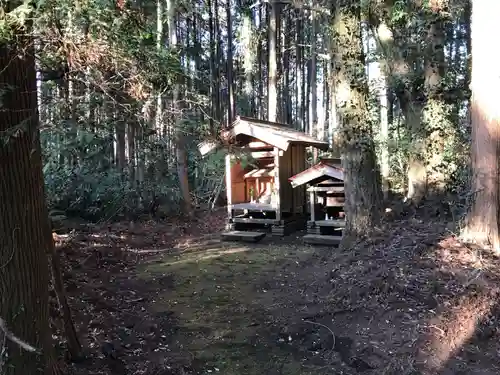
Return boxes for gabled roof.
[231,116,330,151]
[289,160,344,188]
[198,116,330,156]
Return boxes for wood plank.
[248,141,273,149]
[244,168,274,179]
[327,203,344,207]
[303,234,342,246]
[250,151,275,159]
[307,186,344,192]
[221,231,266,243]
[230,202,277,212]
[315,220,346,227]
[232,217,279,225]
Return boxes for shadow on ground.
[56,208,500,375]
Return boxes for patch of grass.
[135,241,325,374]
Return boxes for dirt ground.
[54,209,500,375]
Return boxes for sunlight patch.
[419,294,493,373]
[163,246,251,266]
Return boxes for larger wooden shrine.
[288,158,345,246]
[202,116,330,242]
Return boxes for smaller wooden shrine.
[200,116,329,242]
[288,158,345,245]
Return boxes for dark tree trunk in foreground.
[333,0,382,241]
[0,20,57,375]
[461,0,500,252]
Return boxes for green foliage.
[0,1,34,41]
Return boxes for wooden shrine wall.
[278,144,306,214]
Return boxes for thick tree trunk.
[423,5,451,194]
[0,23,57,375]
[461,0,500,252]
[334,0,382,240]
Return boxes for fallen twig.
[0,317,40,353]
[303,319,336,351]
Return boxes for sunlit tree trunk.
[461,0,500,252]
[380,75,390,200]
[242,13,254,116]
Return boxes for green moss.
[135,241,329,374]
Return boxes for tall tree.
[167,0,193,215]
[226,0,235,124]
[461,0,500,252]
[423,1,452,194]
[333,0,382,238]
[0,3,57,374]
[268,1,278,122]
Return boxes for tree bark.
[268,0,278,122]
[167,0,193,216]
[461,0,500,252]
[226,0,235,124]
[310,6,318,161]
[333,0,382,240]
[423,4,451,195]
[0,18,58,375]
[207,0,217,131]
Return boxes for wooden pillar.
[273,147,281,221]
[225,154,233,221]
[309,190,315,222]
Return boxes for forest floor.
[56,208,500,375]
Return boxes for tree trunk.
[461,0,500,252]
[379,76,390,200]
[242,13,254,116]
[283,10,292,124]
[423,4,451,194]
[310,6,318,161]
[0,19,58,375]
[207,0,217,131]
[214,0,222,123]
[167,0,193,216]
[226,0,235,124]
[333,0,382,240]
[268,0,278,122]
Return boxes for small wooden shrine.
[288,158,345,245]
[201,116,329,241]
